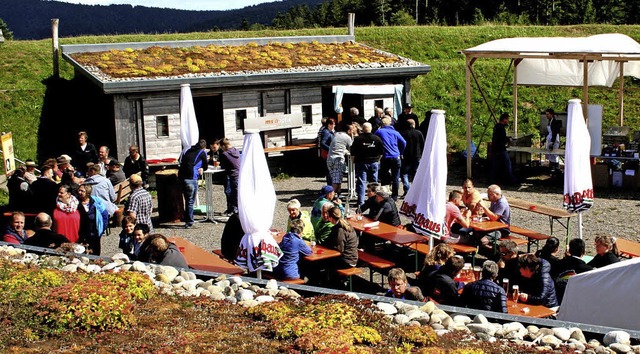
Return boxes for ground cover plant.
[0,257,555,353]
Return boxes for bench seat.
[509,225,551,252]
[408,242,478,266]
[336,267,364,291]
[357,250,395,286]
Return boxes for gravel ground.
[101,165,640,260]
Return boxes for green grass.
[2,24,640,168]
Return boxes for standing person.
[106,159,126,186]
[123,145,149,185]
[418,111,431,139]
[490,113,516,185]
[285,199,315,241]
[208,139,222,166]
[326,206,359,270]
[517,254,558,308]
[461,260,508,313]
[342,107,366,127]
[125,174,154,233]
[383,107,395,125]
[398,119,424,197]
[7,167,32,213]
[77,183,109,255]
[52,185,81,243]
[350,122,383,207]
[2,211,28,244]
[545,108,562,173]
[97,146,113,176]
[375,117,406,201]
[23,159,38,184]
[588,235,620,268]
[178,139,208,228]
[385,268,425,301]
[84,164,117,217]
[396,103,418,132]
[368,107,384,133]
[23,213,70,249]
[73,131,99,176]
[327,123,354,197]
[274,219,313,281]
[219,138,240,216]
[318,118,336,185]
[31,164,58,215]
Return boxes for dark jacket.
[587,252,620,268]
[330,223,358,267]
[220,147,241,178]
[178,145,208,180]
[519,258,558,308]
[220,214,244,260]
[422,271,461,306]
[385,286,425,301]
[30,177,59,214]
[107,169,126,186]
[78,197,109,255]
[368,197,401,227]
[498,257,521,286]
[557,255,594,275]
[123,155,149,183]
[396,112,418,131]
[7,174,33,212]
[23,228,70,249]
[461,279,508,313]
[492,122,509,153]
[399,127,425,163]
[535,251,562,279]
[74,142,99,174]
[350,133,383,164]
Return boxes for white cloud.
[51,0,277,11]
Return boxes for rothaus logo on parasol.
[400,201,443,235]
[563,188,594,212]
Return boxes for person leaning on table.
[516,254,558,308]
[326,206,358,270]
[137,234,188,269]
[461,260,507,313]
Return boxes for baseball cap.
[319,185,334,196]
[108,159,120,167]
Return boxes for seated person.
[220,213,244,261]
[274,219,312,280]
[314,202,335,246]
[442,190,471,244]
[416,243,455,289]
[535,237,562,279]
[310,185,344,231]
[588,235,620,268]
[358,182,381,216]
[137,234,189,269]
[421,255,464,306]
[557,238,594,275]
[385,268,425,301]
[326,206,358,269]
[23,213,70,249]
[517,254,558,308]
[461,178,482,211]
[285,199,315,241]
[361,185,400,227]
[497,240,521,284]
[118,215,137,258]
[132,223,150,260]
[474,184,510,251]
[2,211,29,244]
[106,159,126,186]
[461,260,507,313]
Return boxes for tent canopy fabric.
[332,84,403,118]
[463,34,640,87]
[557,257,640,331]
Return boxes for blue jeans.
[401,159,419,194]
[225,175,239,213]
[490,150,516,185]
[182,179,198,224]
[380,157,401,200]
[355,161,379,206]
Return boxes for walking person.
[375,117,406,201]
[178,139,208,228]
[219,138,241,216]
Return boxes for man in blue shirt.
[178,139,208,228]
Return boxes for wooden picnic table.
[469,220,509,233]
[168,236,245,275]
[508,197,575,241]
[271,231,341,261]
[507,300,556,318]
[615,238,640,258]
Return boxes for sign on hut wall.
[244,113,303,132]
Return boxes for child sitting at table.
[118,215,136,259]
[131,223,150,260]
[385,268,425,301]
[273,219,312,281]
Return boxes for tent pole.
[582,56,589,120]
[513,59,519,138]
[466,56,473,178]
[619,61,625,126]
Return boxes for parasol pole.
[577,212,583,240]
[256,269,262,279]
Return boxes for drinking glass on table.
[512,285,520,306]
[502,278,509,294]
[310,241,316,248]
[473,266,482,280]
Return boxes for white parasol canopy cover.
[180,84,200,151]
[399,110,447,246]
[563,99,594,213]
[234,130,282,272]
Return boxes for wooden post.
[52,18,59,78]
[348,13,355,36]
[465,56,473,178]
[513,59,518,139]
[582,56,589,120]
[619,61,625,126]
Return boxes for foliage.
[396,325,438,346]
[0,18,13,40]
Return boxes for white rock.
[344,292,359,299]
[467,323,497,336]
[225,296,237,304]
[235,289,255,302]
[472,314,489,324]
[120,264,132,271]
[452,315,472,325]
[102,262,121,271]
[610,343,632,354]
[131,261,146,272]
[239,299,259,308]
[570,327,587,343]
[394,314,410,325]
[420,301,436,314]
[541,335,563,347]
[604,331,631,346]
[229,276,243,285]
[406,309,429,321]
[215,280,230,289]
[61,264,78,272]
[156,266,179,282]
[568,339,587,352]
[265,279,278,290]
[376,302,397,315]
[210,293,226,301]
[85,264,101,273]
[553,327,571,341]
[173,276,186,284]
[111,253,130,263]
[255,295,274,303]
[80,256,90,265]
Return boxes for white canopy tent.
[462,33,640,177]
[332,84,403,119]
[558,257,640,331]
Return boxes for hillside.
[0,0,324,40]
[2,25,640,167]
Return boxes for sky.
[51,0,277,11]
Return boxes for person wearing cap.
[123,145,149,185]
[396,103,418,132]
[106,159,125,186]
[84,164,117,217]
[179,139,208,227]
[125,173,154,234]
[374,117,406,201]
[350,122,383,207]
[363,185,401,227]
[97,146,113,176]
[24,159,38,184]
[310,185,344,231]
[56,155,74,184]
[73,131,99,176]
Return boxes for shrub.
[396,325,438,346]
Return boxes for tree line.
[269,0,639,29]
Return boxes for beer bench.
[357,250,395,286]
[408,242,479,266]
[336,267,364,292]
[509,225,551,252]
[615,238,640,258]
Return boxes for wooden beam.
[619,61,625,126]
[513,58,519,138]
[465,56,473,178]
